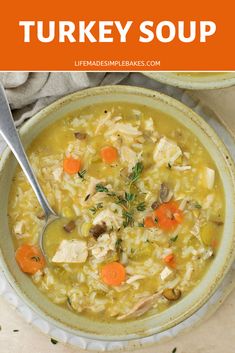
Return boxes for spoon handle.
[0,84,56,219]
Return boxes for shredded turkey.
[91,232,117,259]
[93,209,123,229]
[153,137,182,167]
[117,292,161,320]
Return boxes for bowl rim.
[141,72,235,90]
[1,84,235,341]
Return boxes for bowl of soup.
[142,72,235,90]
[0,85,235,341]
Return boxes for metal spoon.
[0,84,59,256]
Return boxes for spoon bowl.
[0,84,60,258]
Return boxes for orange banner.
[0,0,235,71]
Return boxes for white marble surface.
[1,84,235,353]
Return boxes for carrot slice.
[164,254,176,268]
[101,262,126,286]
[101,146,118,164]
[144,216,156,228]
[63,157,81,174]
[154,201,183,231]
[15,244,45,274]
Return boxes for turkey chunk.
[203,167,215,190]
[93,209,123,229]
[52,239,88,263]
[153,137,182,167]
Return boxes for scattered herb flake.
[89,203,103,215]
[138,222,144,227]
[194,202,202,209]
[170,235,178,242]
[13,329,19,332]
[78,169,86,180]
[31,256,40,262]
[115,238,123,252]
[154,217,159,224]
[168,162,172,169]
[84,194,90,201]
[51,338,58,345]
[67,297,72,306]
[172,348,177,353]
[96,184,109,193]
[136,202,146,211]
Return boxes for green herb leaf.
[194,202,202,209]
[115,238,123,252]
[123,210,134,227]
[136,202,146,211]
[67,297,72,306]
[89,203,103,215]
[78,169,86,180]
[170,235,178,242]
[172,348,177,353]
[96,184,109,193]
[125,192,135,202]
[138,222,144,227]
[129,162,144,184]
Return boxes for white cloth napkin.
[0,72,129,125]
[0,72,187,126]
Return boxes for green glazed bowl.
[142,72,235,90]
[0,85,235,341]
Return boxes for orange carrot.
[154,201,183,231]
[101,262,126,286]
[100,146,118,164]
[15,244,45,274]
[164,254,176,268]
[63,157,81,174]
[144,216,156,228]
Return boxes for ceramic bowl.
[0,85,235,341]
[142,72,235,90]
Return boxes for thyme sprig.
[129,162,144,185]
[95,162,144,228]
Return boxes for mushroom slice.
[63,220,76,233]
[117,292,161,320]
[163,288,181,301]
[89,222,107,239]
[37,212,46,220]
[74,132,87,140]
[151,200,161,210]
[159,183,173,203]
